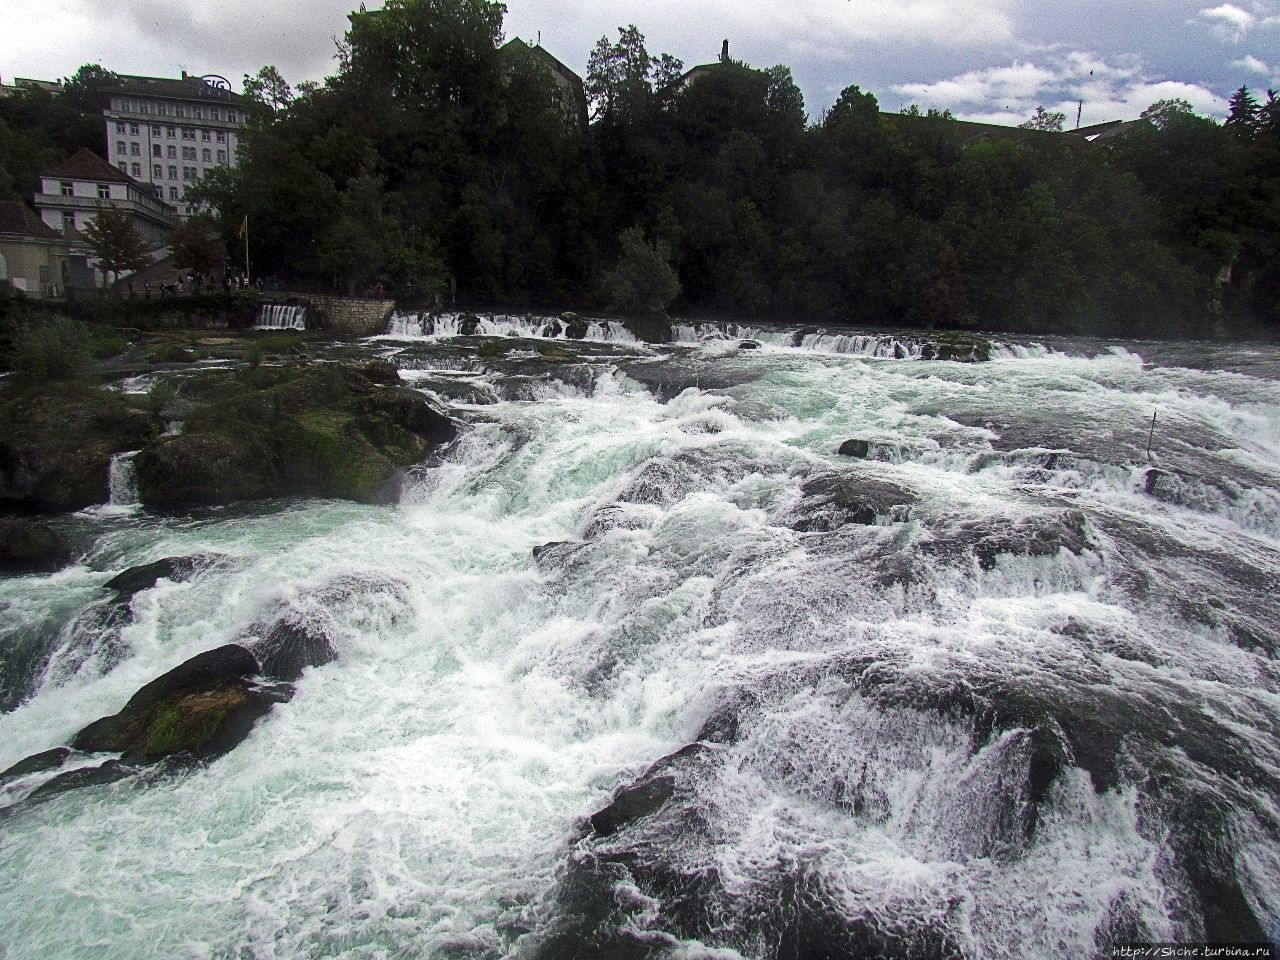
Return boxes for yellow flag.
[238,215,248,239]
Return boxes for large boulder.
[252,620,339,683]
[623,315,673,344]
[0,517,72,574]
[789,473,917,531]
[135,432,279,508]
[70,644,290,763]
[561,313,589,340]
[134,364,457,509]
[103,555,210,604]
[0,387,156,511]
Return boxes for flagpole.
[244,215,250,284]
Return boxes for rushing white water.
[386,310,636,342]
[106,451,140,507]
[256,304,307,330]
[1,330,1278,959]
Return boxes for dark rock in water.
[541,319,564,338]
[0,386,156,512]
[532,540,571,560]
[457,313,481,336]
[738,339,761,350]
[361,358,401,385]
[0,517,72,574]
[135,364,458,508]
[623,315,673,344]
[135,433,280,508]
[0,746,70,783]
[589,775,676,838]
[357,388,457,445]
[922,333,992,362]
[25,758,135,804]
[561,313,589,340]
[791,473,916,531]
[836,438,872,459]
[791,325,818,347]
[253,619,339,682]
[103,555,207,604]
[71,644,290,763]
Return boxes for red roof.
[43,147,141,186]
[0,200,60,239]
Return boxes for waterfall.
[255,304,307,330]
[385,311,634,342]
[107,451,140,507]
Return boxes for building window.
[152,144,162,157]
[216,150,227,163]
[193,107,202,119]
[202,148,211,162]
[167,145,177,159]
[209,109,220,121]
[139,103,149,114]
[60,181,73,196]
[153,164,162,179]
[97,184,110,199]
[169,165,177,180]
[130,123,139,135]
[117,161,128,172]
[175,105,185,117]
[167,126,176,138]
[151,124,161,135]
[115,122,126,134]
[183,128,195,140]
[130,143,141,156]
[117,140,127,154]
[216,131,226,143]
[130,163,140,176]
[183,167,194,181]
[62,213,75,230]
[169,186,179,199]
[201,129,211,142]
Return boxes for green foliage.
[12,315,94,382]
[602,227,680,318]
[79,208,153,286]
[1019,106,1066,131]
[170,218,224,277]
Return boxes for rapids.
[1,322,1278,959]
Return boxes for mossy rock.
[70,644,291,763]
[134,363,455,509]
[135,431,280,508]
[926,332,992,362]
[0,517,72,574]
[0,385,157,511]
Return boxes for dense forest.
[3,0,1278,337]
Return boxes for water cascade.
[106,450,140,507]
[1,329,1278,959]
[255,303,307,330]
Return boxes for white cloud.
[1231,53,1270,72]
[1194,1,1280,41]
[892,50,1227,125]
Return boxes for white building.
[32,148,177,288]
[103,72,246,217]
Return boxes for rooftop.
[0,200,61,239]
[44,147,142,186]
[110,72,245,104]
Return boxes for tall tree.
[79,209,153,289]
[1225,86,1261,140]
[1020,105,1066,131]
[170,217,224,277]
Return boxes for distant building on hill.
[101,71,247,217]
[674,40,732,91]
[500,38,588,128]
[0,76,64,98]
[0,200,72,299]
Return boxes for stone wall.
[274,293,396,337]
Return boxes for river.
[1,319,1278,958]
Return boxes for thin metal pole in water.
[1146,409,1157,462]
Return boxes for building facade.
[102,72,246,217]
[0,201,72,299]
[34,148,176,247]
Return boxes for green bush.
[601,227,681,319]
[12,316,94,383]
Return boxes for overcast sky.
[2,0,1277,126]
